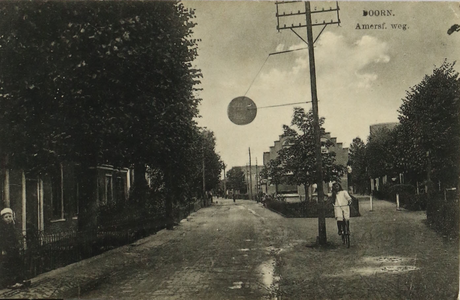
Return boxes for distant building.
[262,133,348,201]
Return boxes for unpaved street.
[81,199,283,299]
[79,197,458,300]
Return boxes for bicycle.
[333,204,350,248]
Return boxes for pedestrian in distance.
[332,183,352,236]
[233,192,236,203]
[0,208,30,289]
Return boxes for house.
[0,162,131,239]
[263,133,349,201]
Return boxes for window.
[115,176,126,204]
[51,164,64,220]
[105,175,113,205]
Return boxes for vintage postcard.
[0,1,458,299]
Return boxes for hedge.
[426,191,459,239]
[373,183,427,211]
[265,196,360,218]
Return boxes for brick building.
[262,133,349,201]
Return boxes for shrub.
[265,195,360,218]
[426,191,459,239]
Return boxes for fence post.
[396,193,400,211]
[370,195,373,211]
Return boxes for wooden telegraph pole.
[275,1,340,245]
[249,147,253,200]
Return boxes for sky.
[182,0,460,170]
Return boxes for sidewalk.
[0,215,188,299]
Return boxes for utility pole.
[202,143,206,204]
[256,157,259,198]
[275,1,340,245]
[246,164,250,197]
[249,147,253,200]
[223,163,227,198]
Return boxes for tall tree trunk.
[77,161,98,233]
[304,183,309,202]
[77,159,98,259]
[164,169,174,230]
[131,162,148,207]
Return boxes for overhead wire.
[243,55,270,97]
[243,28,287,97]
[242,29,311,110]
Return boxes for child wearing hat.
[0,208,28,289]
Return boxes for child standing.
[332,183,352,236]
[0,208,28,289]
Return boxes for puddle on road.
[238,248,250,252]
[363,256,415,264]
[259,259,280,292]
[264,246,284,255]
[325,255,419,277]
[229,281,244,289]
[349,265,418,276]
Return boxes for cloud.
[246,31,393,154]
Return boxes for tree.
[398,60,460,189]
[226,167,246,194]
[265,157,285,194]
[348,137,368,194]
[366,127,399,180]
[277,108,343,200]
[202,130,223,193]
[0,1,202,231]
[183,128,223,200]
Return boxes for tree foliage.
[269,108,344,199]
[0,1,208,230]
[265,157,285,194]
[348,137,368,194]
[195,129,223,195]
[398,60,460,188]
[226,167,246,193]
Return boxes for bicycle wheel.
[345,233,350,248]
